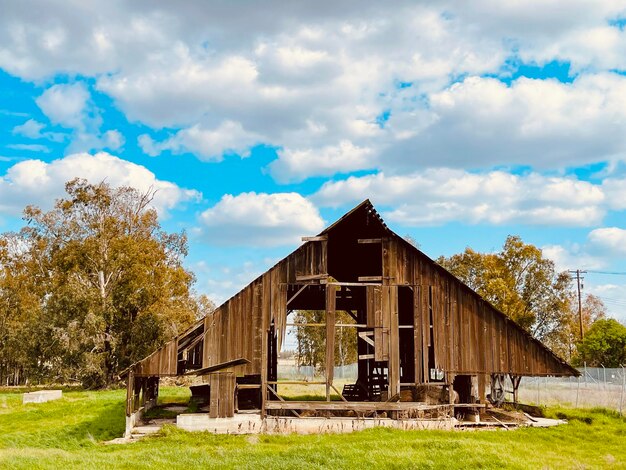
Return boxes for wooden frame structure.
[122,200,578,429]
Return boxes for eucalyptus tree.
[2,179,198,387]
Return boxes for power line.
[598,297,626,307]
[586,270,626,276]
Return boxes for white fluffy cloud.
[197,192,325,246]
[13,119,45,138]
[379,74,626,172]
[541,244,606,272]
[270,141,374,183]
[2,1,626,177]
[36,83,90,129]
[588,227,626,257]
[0,152,199,216]
[314,169,608,226]
[138,121,258,161]
[13,118,67,143]
[541,227,626,274]
[31,82,127,154]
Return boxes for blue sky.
[1,1,626,320]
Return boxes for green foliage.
[437,236,575,357]
[0,388,625,468]
[0,179,200,387]
[294,310,357,372]
[575,319,626,367]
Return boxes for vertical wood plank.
[413,285,423,383]
[326,285,336,401]
[388,285,400,396]
[260,272,271,417]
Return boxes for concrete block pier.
[23,390,63,404]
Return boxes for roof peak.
[318,199,387,236]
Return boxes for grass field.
[1,387,625,469]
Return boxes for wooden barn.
[122,200,578,431]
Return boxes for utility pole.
[568,269,587,340]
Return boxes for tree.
[0,179,199,387]
[575,319,626,367]
[294,310,357,373]
[555,294,607,361]
[437,236,572,351]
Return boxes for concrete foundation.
[22,390,62,404]
[176,412,455,434]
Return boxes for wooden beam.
[265,401,454,411]
[287,322,367,328]
[301,235,328,242]
[358,331,375,347]
[287,284,308,306]
[261,275,270,418]
[180,333,204,354]
[331,383,349,403]
[266,385,300,418]
[345,310,358,323]
[236,384,261,390]
[358,276,383,282]
[388,286,400,398]
[267,381,326,385]
[327,281,382,287]
[358,238,382,244]
[326,285,336,401]
[296,273,328,281]
[184,358,250,376]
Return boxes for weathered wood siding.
[133,339,178,376]
[383,237,574,378]
[202,240,327,374]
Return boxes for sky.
[1,1,626,322]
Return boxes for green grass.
[0,387,625,469]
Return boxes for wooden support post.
[510,374,522,404]
[478,374,486,404]
[260,276,270,418]
[126,370,134,416]
[413,286,422,384]
[209,374,219,418]
[209,372,236,418]
[326,284,336,402]
[388,286,400,398]
[448,373,456,408]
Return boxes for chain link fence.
[278,360,626,413]
[518,367,626,413]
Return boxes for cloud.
[6,143,50,153]
[102,129,125,151]
[378,74,626,172]
[3,1,626,179]
[590,283,626,323]
[13,119,45,138]
[541,244,605,272]
[196,259,272,306]
[197,192,325,246]
[33,82,128,154]
[270,141,374,183]
[0,152,200,216]
[541,227,626,273]
[314,169,607,226]
[36,83,90,129]
[603,177,626,211]
[13,118,67,142]
[587,227,626,257]
[138,121,258,161]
